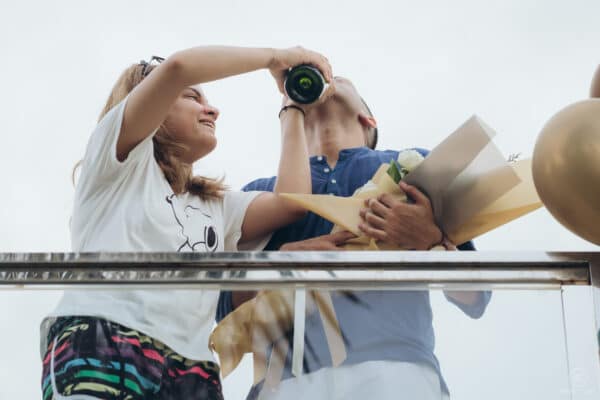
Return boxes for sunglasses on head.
[139,55,165,78]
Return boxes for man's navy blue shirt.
[217,146,491,395]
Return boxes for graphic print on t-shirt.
[166,194,219,252]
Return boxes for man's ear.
[358,113,377,129]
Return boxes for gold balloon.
[532,99,600,245]
[591,65,600,98]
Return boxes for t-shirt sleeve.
[222,190,273,251]
[242,177,276,193]
[78,97,156,189]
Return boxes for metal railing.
[2,252,600,399]
[0,252,597,290]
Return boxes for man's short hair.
[360,97,378,149]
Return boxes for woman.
[40,46,332,400]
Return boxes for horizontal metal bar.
[0,283,563,291]
[0,251,596,267]
[0,252,594,289]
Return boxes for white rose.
[353,180,377,195]
[397,149,424,171]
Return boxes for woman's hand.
[268,46,333,94]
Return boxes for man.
[217,76,491,399]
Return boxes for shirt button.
[324,167,330,173]
[331,179,337,184]
[317,156,323,161]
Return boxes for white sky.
[1,0,599,398]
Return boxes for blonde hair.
[94,63,226,200]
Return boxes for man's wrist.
[279,105,306,119]
[427,227,444,249]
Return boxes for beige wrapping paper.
[209,289,345,385]
[445,158,542,244]
[209,290,292,384]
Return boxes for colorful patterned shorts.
[41,316,223,400]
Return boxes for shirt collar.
[310,146,370,165]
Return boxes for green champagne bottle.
[284,65,326,104]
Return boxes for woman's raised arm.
[118,46,332,161]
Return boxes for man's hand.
[358,181,442,250]
[280,231,356,251]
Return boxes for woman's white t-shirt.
[42,98,267,362]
